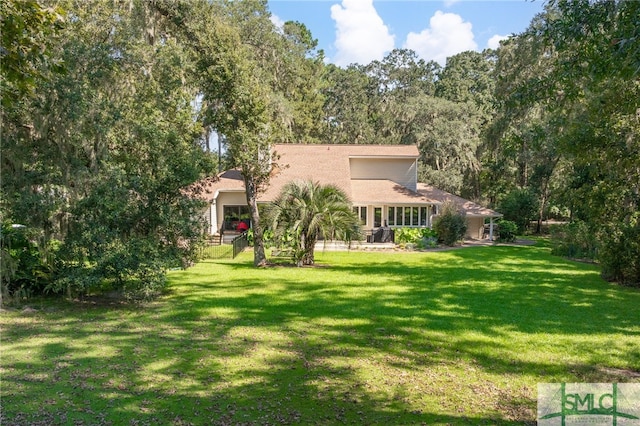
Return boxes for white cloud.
[270,13,285,32]
[487,34,509,49]
[330,0,395,67]
[403,11,477,66]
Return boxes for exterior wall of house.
[349,158,417,191]
[201,207,211,234]
[466,217,485,239]
[212,191,247,234]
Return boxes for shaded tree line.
[2,0,216,300]
[489,0,639,284]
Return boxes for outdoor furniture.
[271,248,295,260]
[369,227,395,243]
[483,224,498,239]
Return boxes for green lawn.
[2,244,640,425]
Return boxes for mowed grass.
[2,244,640,425]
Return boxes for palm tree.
[265,180,361,266]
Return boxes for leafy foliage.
[3,0,637,291]
[0,0,65,108]
[415,96,483,195]
[496,219,518,243]
[0,223,57,302]
[394,227,438,249]
[321,64,377,144]
[492,0,640,285]
[320,49,488,199]
[433,203,467,246]
[435,50,496,123]
[264,180,361,265]
[154,0,326,267]
[550,218,640,287]
[598,219,640,286]
[498,189,539,233]
[1,1,214,301]
[550,220,598,260]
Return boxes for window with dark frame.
[353,206,367,225]
[386,206,430,227]
[388,207,395,226]
[374,207,382,228]
[223,205,251,231]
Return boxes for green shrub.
[394,227,438,250]
[598,220,640,287]
[395,227,436,243]
[499,189,538,233]
[549,218,640,287]
[548,205,571,221]
[50,237,169,300]
[0,223,56,302]
[496,219,518,243]
[433,203,467,246]
[418,236,439,249]
[550,220,597,260]
[394,227,417,244]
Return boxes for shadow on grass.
[2,244,639,425]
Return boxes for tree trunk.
[244,177,267,267]
[536,194,546,234]
[536,156,559,234]
[302,234,316,265]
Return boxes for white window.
[387,206,430,227]
[374,207,382,227]
[353,206,367,225]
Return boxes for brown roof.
[351,180,439,205]
[191,169,245,202]
[193,143,424,204]
[416,184,502,217]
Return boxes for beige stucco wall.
[466,217,485,239]
[349,158,417,191]
[211,191,248,234]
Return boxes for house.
[416,184,502,240]
[197,144,500,241]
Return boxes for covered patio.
[416,184,503,241]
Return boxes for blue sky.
[268,0,546,66]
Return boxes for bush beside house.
[395,227,438,249]
[433,203,467,246]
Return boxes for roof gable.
[261,144,419,201]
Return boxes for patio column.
[210,199,217,235]
[489,217,494,241]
